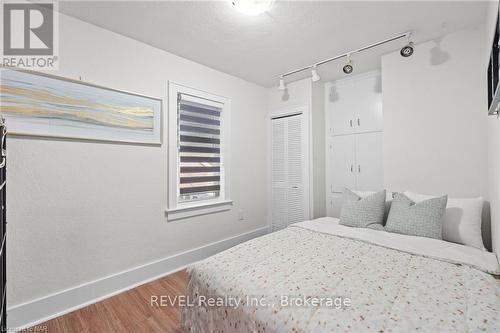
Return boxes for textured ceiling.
[59,1,488,87]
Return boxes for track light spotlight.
[311,66,320,82]
[400,33,414,57]
[278,77,286,91]
[400,42,414,57]
[343,54,354,74]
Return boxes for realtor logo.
[1,1,58,69]
[4,3,53,55]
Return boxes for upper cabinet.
[326,71,383,136]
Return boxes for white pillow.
[404,191,485,250]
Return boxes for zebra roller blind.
[178,93,223,202]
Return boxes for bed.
[182,217,500,332]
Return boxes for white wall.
[382,27,491,249]
[7,12,268,311]
[267,78,326,219]
[268,78,312,111]
[486,1,500,257]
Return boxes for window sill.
[166,200,233,221]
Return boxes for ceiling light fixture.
[277,31,412,89]
[278,77,286,91]
[231,0,274,16]
[311,65,321,82]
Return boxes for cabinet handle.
[357,118,360,126]
[350,165,353,173]
[358,165,361,173]
[349,119,353,127]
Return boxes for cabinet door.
[354,73,383,133]
[355,132,383,191]
[328,81,357,136]
[327,192,343,218]
[330,135,356,193]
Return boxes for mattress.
[182,217,500,332]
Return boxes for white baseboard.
[7,226,268,330]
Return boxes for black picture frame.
[488,9,500,115]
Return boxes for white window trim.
[166,82,232,221]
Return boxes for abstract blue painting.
[0,69,162,144]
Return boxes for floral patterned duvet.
[182,218,500,333]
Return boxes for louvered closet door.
[271,114,306,231]
[286,115,305,225]
[271,118,288,231]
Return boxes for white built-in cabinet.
[329,73,383,135]
[326,71,384,217]
[330,132,383,192]
[271,113,309,231]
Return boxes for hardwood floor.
[32,270,187,333]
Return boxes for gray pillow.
[354,191,393,225]
[385,193,447,239]
[339,188,386,229]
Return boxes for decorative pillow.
[385,193,447,239]
[354,190,394,224]
[404,191,485,250]
[339,188,386,230]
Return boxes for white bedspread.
[182,218,500,333]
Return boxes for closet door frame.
[268,105,312,232]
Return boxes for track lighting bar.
[279,31,412,79]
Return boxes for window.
[178,94,222,202]
[167,83,232,220]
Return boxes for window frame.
[166,82,232,221]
